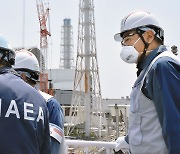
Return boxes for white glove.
[115,136,129,152]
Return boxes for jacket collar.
[137,45,168,76]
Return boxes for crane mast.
[36,0,51,93]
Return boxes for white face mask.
[120,37,141,63]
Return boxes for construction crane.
[36,0,52,94]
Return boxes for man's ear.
[21,73,27,81]
[146,30,155,43]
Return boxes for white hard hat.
[14,49,40,81]
[14,49,40,72]
[0,34,15,65]
[114,11,164,42]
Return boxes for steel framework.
[67,0,106,138]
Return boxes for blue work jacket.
[0,66,51,154]
[138,45,180,153]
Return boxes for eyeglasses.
[121,32,137,46]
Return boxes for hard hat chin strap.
[136,31,150,76]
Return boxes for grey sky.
[0,0,180,98]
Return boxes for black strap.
[136,30,150,76]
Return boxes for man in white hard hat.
[0,34,51,153]
[14,49,66,154]
[114,11,180,154]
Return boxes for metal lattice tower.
[60,18,74,69]
[67,0,106,138]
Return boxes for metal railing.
[65,139,116,154]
